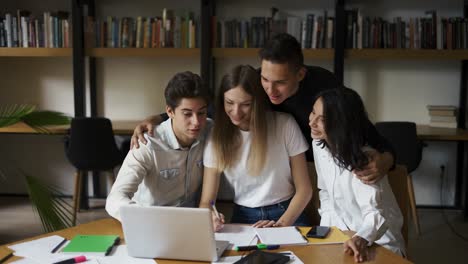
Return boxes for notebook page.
[254,227,308,245]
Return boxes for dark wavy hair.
[164,71,211,109]
[315,87,370,171]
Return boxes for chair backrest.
[387,165,409,245]
[65,117,123,171]
[375,121,422,173]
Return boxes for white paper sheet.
[8,236,154,264]
[8,235,71,263]
[254,227,308,245]
[215,224,258,250]
[89,245,156,264]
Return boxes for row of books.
[0,11,71,48]
[346,9,468,50]
[213,12,335,49]
[427,105,457,128]
[2,9,468,50]
[85,9,200,48]
[213,10,468,50]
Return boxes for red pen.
[52,255,87,264]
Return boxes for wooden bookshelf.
[0,48,72,57]
[0,120,139,135]
[87,48,200,57]
[417,125,468,141]
[212,48,468,60]
[346,49,468,60]
[3,122,468,141]
[213,48,334,59]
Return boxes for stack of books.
[427,105,457,128]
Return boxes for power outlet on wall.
[439,164,446,179]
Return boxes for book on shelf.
[430,115,457,122]
[427,105,457,110]
[427,105,457,117]
[429,121,457,128]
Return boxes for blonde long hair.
[211,65,270,176]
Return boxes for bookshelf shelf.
[3,122,466,141]
[87,48,200,58]
[0,120,138,135]
[417,125,468,141]
[0,48,72,57]
[346,49,468,60]
[212,48,468,60]
[213,48,334,59]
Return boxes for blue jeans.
[231,198,310,226]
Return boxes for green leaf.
[1,105,74,231]
[24,174,74,232]
[22,111,71,134]
[0,104,36,127]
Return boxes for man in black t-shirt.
[131,33,395,184]
[258,33,395,182]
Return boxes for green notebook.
[62,235,120,255]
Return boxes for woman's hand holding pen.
[210,200,225,232]
[212,211,225,232]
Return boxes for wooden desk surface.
[1,218,411,264]
[1,122,468,141]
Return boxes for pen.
[0,252,13,263]
[235,243,280,251]
[51,238,67,253]
[295,226,309,242]
[105,236,120,256]
[210,200,221,220]
[52,255,86,264]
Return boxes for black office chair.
[375,121,423,235]
[65,117,124,225]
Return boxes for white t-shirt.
[203,112,309,208]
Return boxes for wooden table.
[1,218,411,264]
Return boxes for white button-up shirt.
[106,118,212,221]
[313,140,405,256]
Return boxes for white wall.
[0,0,464,206]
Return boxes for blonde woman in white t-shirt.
[199,65,312,231]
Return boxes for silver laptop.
[120,205,229,261]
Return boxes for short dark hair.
[314,87,370,171]
[164,71,211,109]
[259,33,304,71]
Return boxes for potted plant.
[0,104,74,232]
